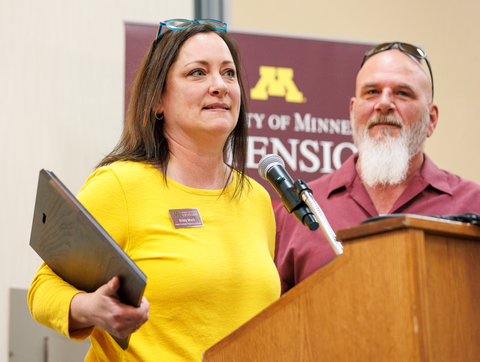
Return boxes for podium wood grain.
[203,216,480,362]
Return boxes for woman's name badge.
[169,208,204,228]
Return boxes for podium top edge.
[336,215,480,242]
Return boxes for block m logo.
[250,66,305,103]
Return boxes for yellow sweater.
[28,161,280,361]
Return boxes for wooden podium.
[203,215,480,362]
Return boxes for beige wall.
[0,1,193,359]
[230,0,480,185]
[2,0,479,359]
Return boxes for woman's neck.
[162,135,231,190]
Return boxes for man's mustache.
[366,115,404,130]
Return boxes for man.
[275,42,480,294]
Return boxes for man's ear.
[349,97,356,125]
[427,103,439,138]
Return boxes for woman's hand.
[69,276,150,338]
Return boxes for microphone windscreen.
[258,154,285,180]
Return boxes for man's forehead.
[356,49,431,92]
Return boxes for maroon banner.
[125,23,371,203]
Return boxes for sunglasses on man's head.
[156,19,227,40]
[360,42,434,99]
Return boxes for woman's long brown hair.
[97,23,250,197]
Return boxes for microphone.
[258,154,343,255]
[258,154,319,231]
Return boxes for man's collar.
[326,152,453,198]
[327,153,359,197]
[419,154,453,195]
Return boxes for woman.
[28,20,280,361]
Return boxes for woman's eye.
[224,69,236,77]
[190,69,205,77]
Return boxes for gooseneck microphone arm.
[294,180,343,255]
[258,154,343,255]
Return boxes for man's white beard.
[353,109,430,188]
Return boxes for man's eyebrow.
[360,82,378,88]
[359,82,417,94]
[397,83,416,92]
[395,83,419,97]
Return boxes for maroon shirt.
[275,153,480,294]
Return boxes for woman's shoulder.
[81,161,157,192]
[94,161,156,181]
[240,173,272,200]
[99,160,154,174]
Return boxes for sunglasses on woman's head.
[156,19,227,40]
